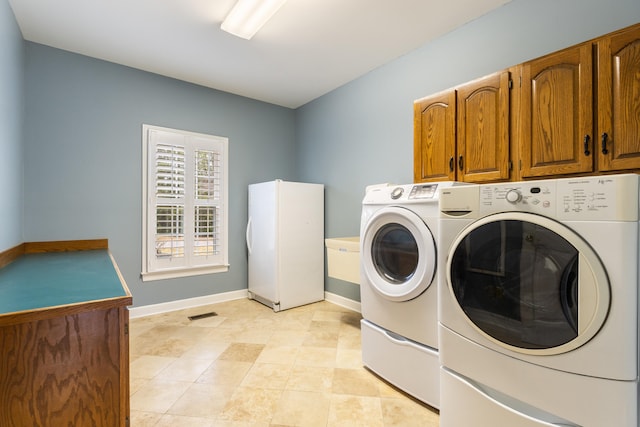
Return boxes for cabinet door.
[597,23,640,172]
[413,90,456,183]
[520,43,593,178]
[457,71,511,182]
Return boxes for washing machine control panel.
[390,187,404,199]
[408,184,438,200]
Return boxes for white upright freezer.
[246,180,325,311]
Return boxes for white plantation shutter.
[194,149,221,258]
[155,143,185,260]
[142,125,228,280]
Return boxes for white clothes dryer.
[360,181,461,409]
[438,174,640,427]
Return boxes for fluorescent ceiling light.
[221,0,288,40]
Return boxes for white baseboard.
[324,291,361,313]
[129,289,247,319]
[129,289,361,319]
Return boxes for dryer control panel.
[479,182,555,215]
[440,174,639,221]
[556,174,639,221]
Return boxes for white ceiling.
[9,0,511,108]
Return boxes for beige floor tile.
[217,342,265,362]
[267,329,308,346]
[276,309,315,330]
[372,373,412,398]
[312,309,352,322]
[155,357,214,382]
[130,355,177,379]
[255,345,299,365]
[180,339,230,360]
[332,367,380,397]
[240,362,292,389]
[196,359,253,387]
[129,299,440,426]
[166,382,234,418]
[337,334,362,350]
[302,327,340,348]
[212,421,270,427]
[381,396,440,426]
[216,316,257,330]
[249,314,283,330]
[328,394,384,427]
[154,414,216,426]
[207,326,247,342]
[218,386,282,423]
[130,377,149,396]
[337,323,362,350]
[130,325,202,357]
[128,321,157,340]
[130,378,192,413]
[294,346,337,368]
[310,318,343,331]
[335,347,363,369]
[228,327,274,344]
[129,410,162,427]
[271,390,331,427]
[286,365,334,393]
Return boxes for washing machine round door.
[446,212,610,356]
[362,206,437,301]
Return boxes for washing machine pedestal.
[361,319,439,409]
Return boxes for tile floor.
[129,298,440,426]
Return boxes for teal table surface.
[0,250,128,315]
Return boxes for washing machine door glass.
[363,206,437,302]
[447,212,610,356]
[372,223,418,283]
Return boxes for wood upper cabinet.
[414,23,640,183]
[519,42,594,178]
[597,23,640,172]
[413,90,456,182]
[456,71,511,182]
[413,70,511,183]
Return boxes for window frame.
[141,124,229,281]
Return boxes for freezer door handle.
[246,217,252,255]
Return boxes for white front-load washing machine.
[360,181,461,409]
[438,174,640,427]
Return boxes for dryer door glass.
[450,219,579,349]
[372,223,419,283]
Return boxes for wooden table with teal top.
[0,239,132,427]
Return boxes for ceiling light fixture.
[221,0,288,40]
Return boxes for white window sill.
[141,264,229,282]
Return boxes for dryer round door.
[362,206,437,301]
[446,212,610,356]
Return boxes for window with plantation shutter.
[142,125,229,281]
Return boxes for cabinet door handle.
[449,157,454,172]
[458,155,464,171]
[583,135,591,156]
[601,133,609,155]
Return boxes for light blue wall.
[0,0,24,251]
[296,0,640,301]
[23,43,297,307]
